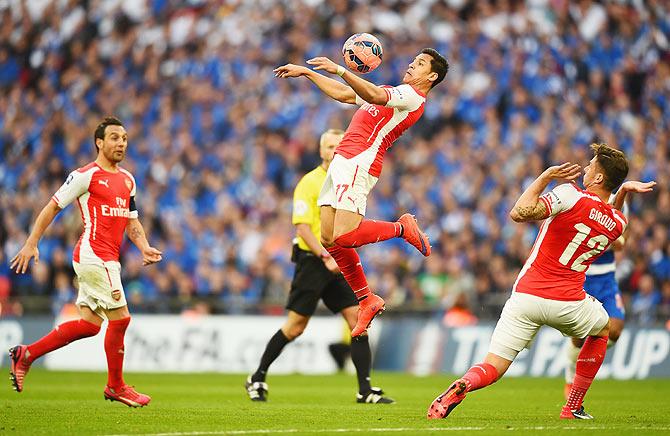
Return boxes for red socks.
[27,319,101,363]
[462,362,499,392]
[566,336,608,410]
[334,220,402,248]
[105,317,131,390]
[23,315,133,392]
[326,245,371,300]
[327,220,401,301]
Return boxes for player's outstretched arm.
[11,200,62,274]
[307,57,388,105]
[274,63,357,104]
[611,180,656,211]
[510,163,582,222]
[125,218,162,266]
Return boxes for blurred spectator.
[0,1,667,324]
[659,281,670,322]
[631,274,662,326]
[51,271,75,316]
[442,292,478,327]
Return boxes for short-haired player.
[427,144,655,420]
[274,48,449,337]
[9,117,162,407]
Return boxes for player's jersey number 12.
[558,223,609,272]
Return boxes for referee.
[245,129,393,404]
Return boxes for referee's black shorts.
[286,246,357,317]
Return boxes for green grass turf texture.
[1,369,668,435]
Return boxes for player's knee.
[333,228,358,248]
[571,337,585,348]
[596,320,610,338]
[321,235,335,248]
[80,319,102,336]
[609,326,622,342]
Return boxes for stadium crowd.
[0,0,669,325]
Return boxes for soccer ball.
[342,33,383,74]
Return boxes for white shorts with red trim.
[488,291,609,361]
[317,154,378,216]
[73,261,127,315]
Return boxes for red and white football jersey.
[337,84,425,177]
[513,183,627,301]
[52,162,138,264]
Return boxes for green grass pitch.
[1,369,669,435]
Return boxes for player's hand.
[273,64,308,78]
[141,246,163,266]
[620,180,656,193]
[324,257,341,274]
[306,57,339,75]
[542,162,582,182]
[10,243,39,274]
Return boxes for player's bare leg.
[428,353,509,419]
[331,208,364,243]
[561,322,610,419]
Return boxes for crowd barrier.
[1,316,668,378]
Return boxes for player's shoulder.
[554,182,596,201]
[554,182,581,194]
[610,205,628,226]
[66,162,98,187]
[75,162,100,174]
[118,166,136,180]
[117,166,136,191]
[387,83,425,97]
[548,182,579,202]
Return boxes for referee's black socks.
[252,329,291,382]
[351,334,372,393]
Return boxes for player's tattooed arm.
[127,220,145,244]
[511,202,548,222]
[126,218,162,266]
[510,163,581,223]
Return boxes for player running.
[426,144,655,420]
[246,129,393,404]
[274,48,448,336]
[9,117,162,407]
[564,199,628,399]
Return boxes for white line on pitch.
[105,426,670,436]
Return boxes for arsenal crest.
[125,178,132,191]
[112,289,122,301]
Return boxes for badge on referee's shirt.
[294,200,308,216]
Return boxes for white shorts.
[73,261,127,316]
[317,154,378,216]
[489,291,609,361]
